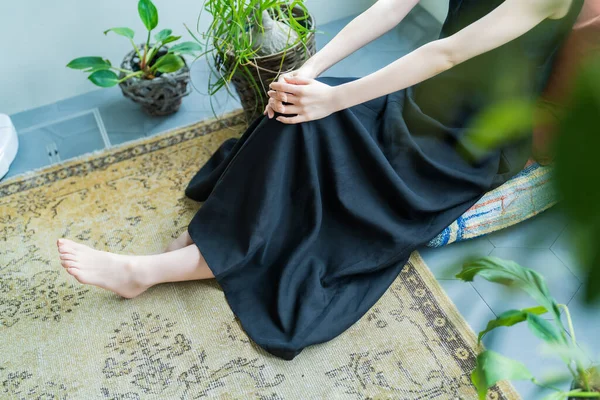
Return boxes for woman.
[56,0,583,360]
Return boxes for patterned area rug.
[0,111,519,399]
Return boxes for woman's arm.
[270,0,573,124]
[298,0,421,78]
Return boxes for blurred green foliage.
[554,55,600,304]
[457,257,599,399]
[464,54,600,304]
[456,51,600,398]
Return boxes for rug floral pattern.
[0,111,519,399]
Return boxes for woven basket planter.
[221,6,316,124]
[119,45,191,116]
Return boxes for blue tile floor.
[4,6,598,399]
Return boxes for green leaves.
[554,55,600,303]
[456,257,560,320]
[527,313,562,342]
[67,58,119,87]
[540,342,589,367]
[68,0,199,89]
[476,306,562,348]
[104,27,135,39]
[138,0,158,31]
[477,306,547,343]
[473,99,534,142]
[462,98,534,159]
[168,41,202,55]
[154,29,182,45]
[88,70,120,87]
[162,35,182,45]
[542,392,568,400]
[471,350,533,400]
[154,29,172,42]
[67,57,111,71]
[151,54,184,73]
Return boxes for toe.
[59,253,77,261]
[68,268,88,284]
[68,240,86,250]
[67,268,79,280]
[58,245,75,255]
[63,260,79,269]
[62,239,80,249]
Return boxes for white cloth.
[0,114,18,179]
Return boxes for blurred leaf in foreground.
[554,55,600,304]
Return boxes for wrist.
[299,61,322,79]
[331,84,353,112]
[331,83,353,112]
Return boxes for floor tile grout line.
[549,247,583,284]
[566,283,583,307]
[468,282,499,318]
[549,218,569,249]
[93,108,111,148]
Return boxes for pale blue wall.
[0,0,375,115]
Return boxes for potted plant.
[195,0,316,123]
[456,257,600,399]
[67,0,201,116]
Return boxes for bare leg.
[165,230,193,253]
[56,238,214,299]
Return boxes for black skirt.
[185,76,529,360]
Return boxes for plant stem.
[142,44,148,69]
[118,71,144,82]
[559,304,578,345]
[562,390,600,398]
[146,43,161,67]
[130,39,144,62]
[558,304,591,392]
[111,67,135,74]
[144,30,152,66]
[569,364,581,381]
[532,378,566,393]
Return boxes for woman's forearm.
[333,0,561,111]
[301,0,420,77]
[270,0,565,124]
[333,40,453,109]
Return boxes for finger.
[281,105,302,114]
[268,98,284,114]
[270,82,303,95]
[268,90,287,103]
[276,115,305,124]
[283,75,312,85]
[269,98,301,114]
[268,90,302,105]
[268,105,275,119]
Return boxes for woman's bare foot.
[165,230,193,253]
[57,239,150,299]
